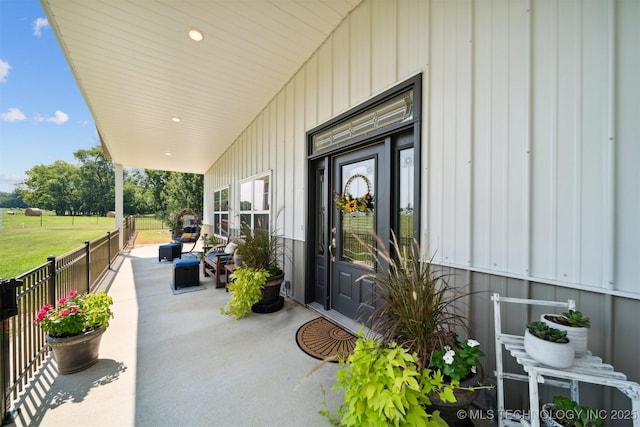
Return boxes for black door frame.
[305,75,422,313]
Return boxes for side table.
[223,263,236,291]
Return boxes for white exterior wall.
[205,0,639,298]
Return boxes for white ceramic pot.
[524,329,574,369]
[541,314,588,356]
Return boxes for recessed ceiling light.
[164,152,172,156]
[171,116,181,122]
[188,29,204,42]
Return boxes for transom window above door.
[311,89,414,155]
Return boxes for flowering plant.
[334,190,374,213]
[34,290,114,338]
[430,336,485,382]
[334,173,375,213]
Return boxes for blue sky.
[0,0,98,193]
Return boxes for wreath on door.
[334,174,375,213]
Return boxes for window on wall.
[213,187,229,237]
[239,172,271,233]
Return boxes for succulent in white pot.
[524,321,574,369]
[541,310,590,356]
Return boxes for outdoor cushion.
[173,258,199,268]
[224,241,238,254]
[205,251,232,264]
[160,243,181,249]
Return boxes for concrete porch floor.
[8,243,496,427]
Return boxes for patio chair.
[202,239,240,288]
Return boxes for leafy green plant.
[202,233,220,247]
[219,268,270,319]
[321,335,454,427]
[545,395,603,427]
[34,290,114,338]
[561,310,591,328]
[527,321,569,343]
[83,292,115,329]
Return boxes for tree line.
[0,146,203,219]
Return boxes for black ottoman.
[159,243,182,261]
[173,258,200,289]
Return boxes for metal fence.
[133,215,165,231]
[0,216,135,422]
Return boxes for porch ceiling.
[41,0,361,174]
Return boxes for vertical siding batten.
[467,0,474,267]
[285,83,295,239]
[455,0,472,268]
[549,0,559,281]
[572,0,583,288]
[421,0,431,255]
[603,0,616,290]
[524,0,532,277]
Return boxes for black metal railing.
[0,216,135,423]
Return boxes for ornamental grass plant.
[234,226,283,277]
[358,232,476,373]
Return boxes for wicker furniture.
[159,243,182,261]
[173,258,200,289]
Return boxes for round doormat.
[295,317,356,362]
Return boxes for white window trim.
[213,185,229,237]
[239,171,272,232]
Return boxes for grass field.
[0,209,169,279]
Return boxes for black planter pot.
[252,272,284,313]
[427,365,484,426]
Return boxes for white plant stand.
[492,293,640,427]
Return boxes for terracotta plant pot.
[524,329,574,369]
[46,328,106,374]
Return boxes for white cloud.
[0,173,25,193]
[33,18,50,37]
[0,59,10,83]
[47,110,69,124]
[1,108,26,122]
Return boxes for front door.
[329,144,386,321]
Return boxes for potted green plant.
[524,321,574,368]
[351,232,488,424]
[541,310,591,355]
[221,226,285,317]
[359,233,476,369]
[541,395,604,427]
[219,268,270,319]
[320,333,454,426]
[428,335,486,412]
[34,290,114,374]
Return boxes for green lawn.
[0,210,120,279]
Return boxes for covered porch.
[8,243,343,427]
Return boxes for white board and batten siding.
[204,0,639,298]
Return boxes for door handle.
[329,237,336,262]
